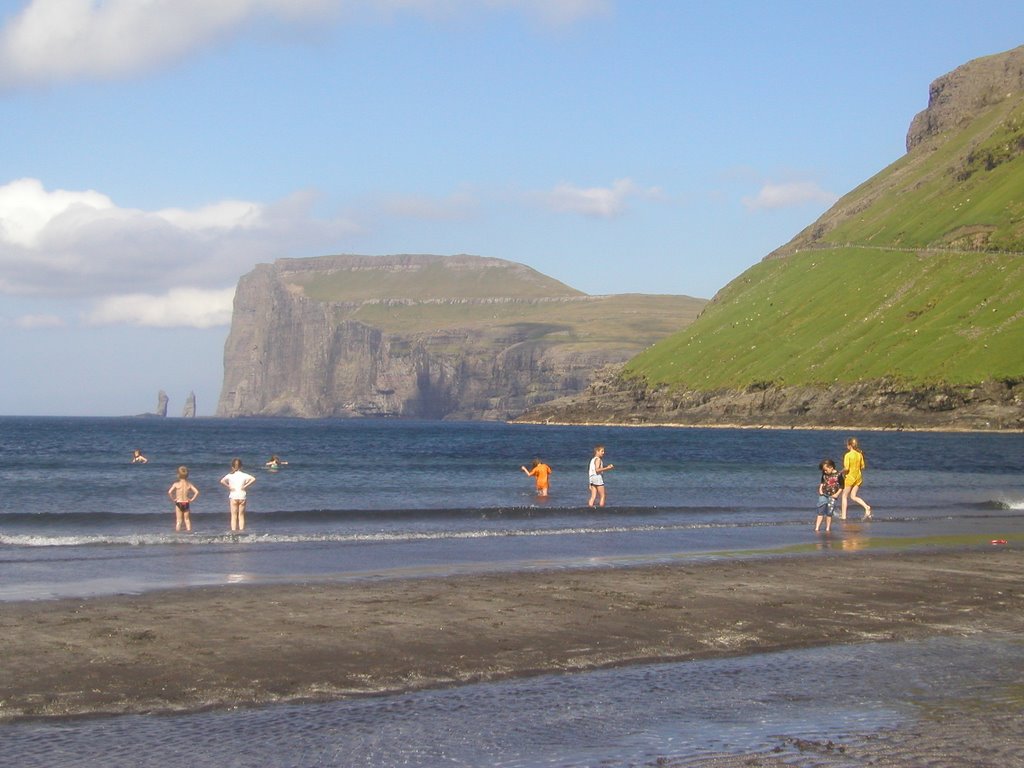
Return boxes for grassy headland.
[288,255,706,359]
[624,72,1024,394]
[514,48,1024,429]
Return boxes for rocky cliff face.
[216,255,704,419]
[516,367,1024,431]
[907,44,1024,151]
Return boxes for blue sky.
[1,0,1022,416]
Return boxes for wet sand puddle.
[3,633,1022,767]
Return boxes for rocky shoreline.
[514,367,1024,431]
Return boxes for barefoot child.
[841,437,872,521]
[167,466,199,532]
[220,458,256,532]
[587,445,614,508]
[815,458,842,532]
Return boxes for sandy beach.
[1,546,1021,724]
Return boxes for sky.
[1,1,1022,417]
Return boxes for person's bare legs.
[850,486,871,519]
[230,499,245,531]
[840,486,850,519]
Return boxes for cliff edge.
[216,255,704,420]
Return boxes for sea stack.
[182,391,196,418]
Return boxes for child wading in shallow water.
[841,437,872,520]
[815,458,843,533]
[167,466,199,532]
[587,445,614,507]
[521,458,553,497]
[220,458,256,532]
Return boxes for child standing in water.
[841,437,872,520]
[815,458,842,532]
[167,466,199,532]
[220,458,256,532]
[521,458,553,497]
[587,445,614,508]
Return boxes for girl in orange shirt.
[521,458,553,497]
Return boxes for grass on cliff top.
[347,293,706,347]
[294,259,584,302]
[285,255,706,360]
[623,247,1024,390]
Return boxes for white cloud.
[534,178,660,218]
[0,0,608,87]
[0,178,359,326]
[0,0,335,87]
[155,200,267,232]
[0,178,114,247]
[14,313,64,329]
[86,287,236,329]
[742,180,838,211]
[392,0,611,25]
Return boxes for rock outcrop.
[906,44,1024,151]
[516,367,1024,431]
[216,255,704,420]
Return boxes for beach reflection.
[840,521,868,550]
[2,634,1020,768]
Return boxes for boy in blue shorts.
[815,458,843,532]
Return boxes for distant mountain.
[216,254,705,419]
[519,45,1024,430]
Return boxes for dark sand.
[2,547,1021,726]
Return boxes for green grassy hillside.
[625,82,1024,391]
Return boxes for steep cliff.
[216,254,705,419]
[906,44,1024,151]
[517,46,1024,431]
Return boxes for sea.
[2,417,1023,767]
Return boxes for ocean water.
[1,417,1023,601]
[2,418,1023,766]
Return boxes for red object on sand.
[990,539,1008,545]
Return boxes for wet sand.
[2,546,1020,724]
